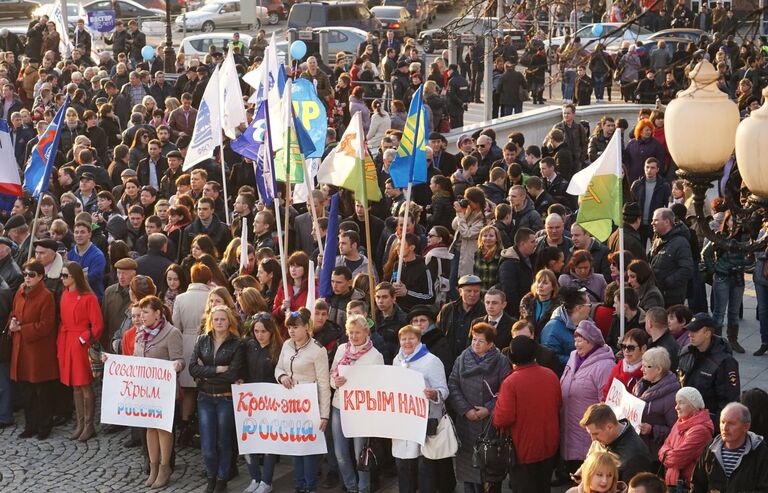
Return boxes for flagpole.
[284,164,291,267]
[362,204,377,318]
[356,115,377,318]
[618,221,626,340]
[303,161,324,255]
[217,69,231,225]
[27,195,43,260]
[395,183,413,282]
[264,101,289,302]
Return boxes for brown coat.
[133,321,184,368]
[10,281,58,383]
[167,107,197,139]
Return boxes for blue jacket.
[67,243,106,303]
[540,305,576,365]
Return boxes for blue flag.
[291,78,327,159]
[389,85,427,188]
[319,193,339,299]
[231,99,266,163]
[24,95,70,198]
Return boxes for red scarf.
[332,339,373,379]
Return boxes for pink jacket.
[658,408,714,486]
[559,344,616,461]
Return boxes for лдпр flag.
[184,66,222,171]
[317,112,381,207]
[389,85,428,188]
[24,95,71,198]
[566,130,623,242]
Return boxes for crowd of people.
[1,5,768,493]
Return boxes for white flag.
[307,260,315,320]
[220,48,246,140]
[183,67,222,171]
[239,217,248,273]
[0,120,23,196]
[244,33,283,145]
[52,0,73,58]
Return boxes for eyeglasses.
[23,271,38,278]
[60,273,70,279]
[427,233,438,238]
[620,344,638,352]
[477,144,487,149]
[579,302,593,308]
[642,364,655,369]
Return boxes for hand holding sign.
[605,378,646,434]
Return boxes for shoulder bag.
[472,418,516,483]
[87,326,103,380]
[0,319,12,363]
[421,410,459,460]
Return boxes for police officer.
[446,64,470,129]
[677,312,740,428]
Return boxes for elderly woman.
[632,347,680,459]
[519,268,560,339]
[392,324,449,493]
[667,305,692,347]
[9,260,57,440]
[448,323,512,492]
[558,250,607,303]
[602,328,649,400]
[541,286,593,365]
[132,296,184,489]
[627,259,664,311]
[560,320,615,471]
[330,314,384,493]
[658,387,714,489]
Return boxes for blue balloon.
[591,23,604,37]
[141,45,155,61]
[290,40,307,60]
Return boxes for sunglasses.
[61,273,70,279]
[23,271,38,278]
[620,344,638,351]
[253,313,272,321]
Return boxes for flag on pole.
[239,216,249,273]
[0,120,23,210]
[307,260,315,319]
[24,95,70,198]
[319,193,340,299]
[183,67,222,171]
[51,0,73,58]
[244,32,279,103]
[220,48,247,139]
[566,130,623,241]
[231,99,266,163]
[389,85,428,188]
[274,81,315,183]
[317,112,382,206]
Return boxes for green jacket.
[702,235,749,276]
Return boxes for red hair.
[634,118,655,139]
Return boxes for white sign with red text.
[338,365,429,444]
[100,354,177,432]
[605,378,647,434]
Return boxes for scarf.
[397,343,429,367]
[163,289,179,311]
[331,338,373,379]
[139,317,165,344]
[574,344,600,372]
[535,299,552,321]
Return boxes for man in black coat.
[136,234,174,282]
[180,197,232,258]
[105,20,128,57]
[498,228,537,318]
[409,305,452,377]
[471,288,516,352]
[608,202,647,261]
[374,282,408,364]
[149,71,176,111]
[498,62,527,116]
[649,208,694,307]
[126,20,146,65]
[428,132,460,177]
[435,274,486,360]
[630,157,672,245]
[446,64,470,128]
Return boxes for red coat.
[122,326,137,357]
[493,363,562,464]
[658,408,714,485]
[271,279,317,337]
[9,282,58,383]
[57,289,104,386]
[601,360,644,401]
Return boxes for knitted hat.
[508,336,537,366]
[676,387,705,410]
[574,320,605,346]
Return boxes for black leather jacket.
[189,333,245,395]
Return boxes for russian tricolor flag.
[0,119,23,211]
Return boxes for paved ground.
[0,278,765,492]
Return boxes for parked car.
[179,31,252,57]
[381,0,430,28]
[0,0,40,20]
[33,2,82,32]
[259,0,287,25]
[649,27,708,44]
[275,26,369,63]
[138,0,187,15]
[417,16,525,53]
[6,25,28,45]
[82,0,165,20]
[287,1,381,32]
[371,5,418,38]
[175,0,266,32]
[544,22,653,52]
[604,29,706,56]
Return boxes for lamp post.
[666,59,768,252]
[163,0,176,72]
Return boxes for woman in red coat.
[270,252,317,337]
[9,260,57,439]
[57,261,104,442]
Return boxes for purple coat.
[632,371,680,457]
[560,344,615,461]
[623,136,666,183]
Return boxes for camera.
[459,199,469,208]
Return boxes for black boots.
[727,325,745,354]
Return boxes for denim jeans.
[293,454,321,491]
[757,282,768,344]
[331,407,368,492]
[593,74,606,100]
[197,393,234,480]
[501,103,523,116]
[563,69,576,101]
[0,362,13,424]
[246,454,277,485]
[396,457,436,493]
[712,273,744,328]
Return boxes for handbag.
[518,86,530,102]
[0,319,12,363]
[357,438,378,472]
[438,114,451,133]
[471,418,516,483]
[87,326,103,380]
[421,412,459,460]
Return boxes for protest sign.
[233,383,328,456]
[100,354,177,432]
[338,365,428,444]
[604,378,647,434]
[87,10,116,32]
